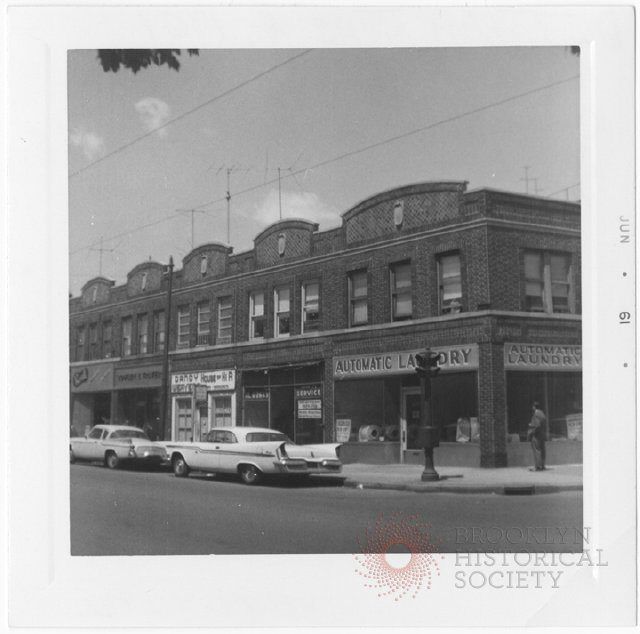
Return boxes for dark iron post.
[160,256,174,441]
[414,349,441,481]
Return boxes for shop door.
[400,388,422,459]
[175,398,193,441]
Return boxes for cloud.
[135,97,171,137]
[252,189,342,228]
[69,127,105,160]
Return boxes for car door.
[216,430,239,473]
[73,426,104,460]
[89,427,109,460]
[188,430,221,472]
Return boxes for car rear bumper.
[273,458,342,474]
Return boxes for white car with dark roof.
[163,426,342,485]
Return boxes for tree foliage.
[97,49,200,73]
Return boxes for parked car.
[70,424,168,469]
[162,426,342,484]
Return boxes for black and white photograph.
[4,3,637,630]
[67,46,584,557]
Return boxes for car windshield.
[109,429,149,440]
[245,432,291,443]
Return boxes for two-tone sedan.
[163,426,342,485]
[70,424,168,469]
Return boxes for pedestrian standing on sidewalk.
[527,401,547,471]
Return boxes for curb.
[342,479,583,495]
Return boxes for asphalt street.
[70,463,583,556]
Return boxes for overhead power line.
[71,74,579,256]
[68,49,312,178]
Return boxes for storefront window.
[212,395,232,427]
[507,372,582,440]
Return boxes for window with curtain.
[302,282,320,332]
[348,270,368,326]
[249,291,265,339]
[274,287,291,337]
[390,261,412,320]
[438,253,463,314]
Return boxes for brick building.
[69,181,582,468]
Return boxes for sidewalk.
[337,463,583,495]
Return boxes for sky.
[68,47,580,296]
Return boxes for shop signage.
[295,385,322,399]
[297,399,322,419]
[194,385,208,403]
[333,345,479,379]
[70,362,114,393]
[171,370,235,393]
[115,365,162,389]
[245,388,269,401]
[335,419,352,442]
[503,343,582,371]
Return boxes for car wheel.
[172,455,190,478]
[239,464,262,485]
[105,451,119,469]
[69,447,76,464]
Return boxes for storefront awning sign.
[70,362,115,392]
[333,345,479,379]
[171,370,235,393]
[504,343,582,371]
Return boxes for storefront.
[113,364,162,439]
[170,369,236,441]
[69,360,115,435]
[504,343,582,441]
[333,345,479,459]
[242,363,324,444]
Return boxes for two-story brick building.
[69,181,582,467]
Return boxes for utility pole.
[160,256,174,441]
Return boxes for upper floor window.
[438,253,462,314]
[76,326,85,361]
[121,317,132,357]
[348,270,368,327]
[217,297,232,344]
[177,306,191,349]
[302,282,320,333]
[102,321,112,358]
[88,323,98,359]
[524,250,574,314]
[390,261,412,320]
[137,314,148,354]
[153,311,165,353]
[274,287,291,337]
[197,301,211,346]
[249,291,265,340]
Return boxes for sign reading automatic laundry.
[504,343,582,371]
[333,345,479,379]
